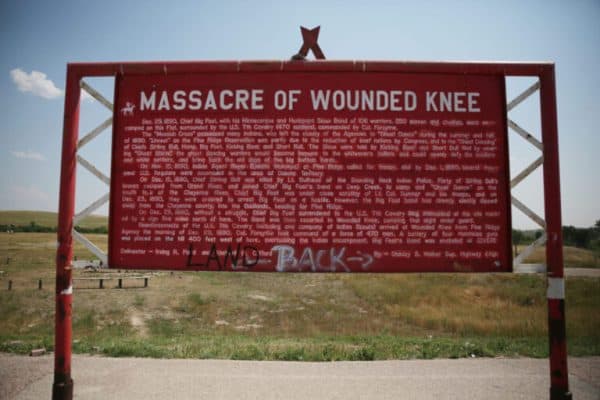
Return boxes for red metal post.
[539,66,571,400]
[53,66,80,400]
[64,60,552,78]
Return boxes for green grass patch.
[3,334,597,360]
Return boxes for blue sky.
[0,0,598,229]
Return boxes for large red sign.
[109,70,511,272]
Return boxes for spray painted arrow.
[346,251,374,270]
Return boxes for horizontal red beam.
[68,60,553,78]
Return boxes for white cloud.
[11,150,46,161]
[10,68,63,99]
[11,185,50,202]
[0,185,53,212]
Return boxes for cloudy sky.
[0,0,599,228]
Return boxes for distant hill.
[0,210,107,229]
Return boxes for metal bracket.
[72,230,107,265]
[73,80,113,266]
[508,119,543,151]
[507,80,540,111]
[76,155,110,185]
[510,155,544,189]
[80,80,113,112]
[73,193,110,225]
[511,195,546,229]
[77,117,112,150]
[507,79,547,272]
[514,231,548,266]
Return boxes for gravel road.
[1,354,598,399]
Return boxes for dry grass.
[516,244,600,268]
[342,274,551,337]
[1,232,599,360]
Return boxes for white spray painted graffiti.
[271,245,374,272]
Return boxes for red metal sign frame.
[54,61,570,400]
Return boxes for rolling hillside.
[0,210,108,229]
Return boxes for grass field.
[516,244,600,268]
[1,231,599,361]
[0,210,108,230]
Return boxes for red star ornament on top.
[292,26,326,60]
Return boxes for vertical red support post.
[539,65,571,400]
[53,66,80,400]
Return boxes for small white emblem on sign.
[121,102,136,116]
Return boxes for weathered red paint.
[63,60,553,78]
[53,66,80,400]
[55,60,569,399]
[540,68,571,400]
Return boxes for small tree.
[512,229,524,244]
[512,229,524,256]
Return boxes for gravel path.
[565,268,600,278]
[1,354,598,399]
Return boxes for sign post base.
[550,388,572,400]
[52,377,73,400]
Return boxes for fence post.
[53,65,80,400]
[540,65,571,400]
